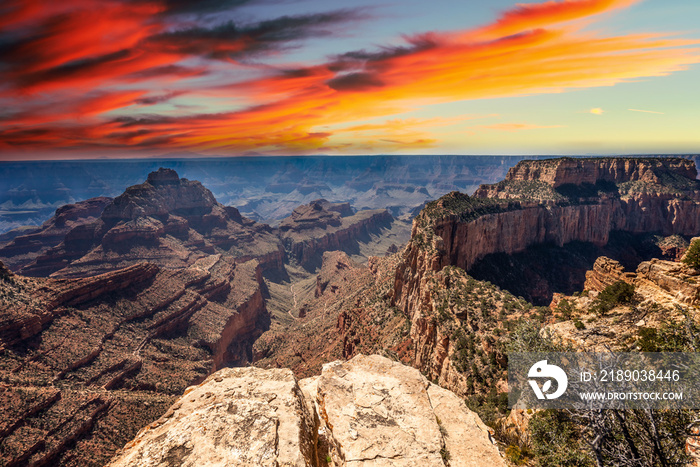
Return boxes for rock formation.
[543,254,700,351]
[107,355,504,467]
[0,254,269,466]
[393,157,700,312]
[279,200,393,270]
[1,173,402,279]
[0,197,112,271]
[584,256,700,308]
[8,169,284,278]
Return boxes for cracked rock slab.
[107,367,316,467]
[315,354,505,466]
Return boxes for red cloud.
[0,0,698,155]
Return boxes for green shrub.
[556,299,574,320]
[573,319,585,330]
[637,312,700,351]
[529,410,594,467]
[683,239,700,268]
[591,280,635,315]
[505,445,526,465]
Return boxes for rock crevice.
[108,355,505,467]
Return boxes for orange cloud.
[470,0,640,39]
[0,0,698,155]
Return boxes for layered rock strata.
[279,200,392,269]
[0,255,268,466]
[0,197,112,271]
[11,169,284,278]
[584,256,700,308]
[107,355,504,467]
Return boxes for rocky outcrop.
[584,256,700,308]
[279,200,393,270]
[108,355,504,467]
[0,197,111,270]
[13,169,284,278]
[0,255,270,466]
[107,367,317,467]
[545,255,700,351]
[393,157,700,313]
[583,256,633,292]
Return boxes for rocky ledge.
[546,254,700,351]
[107,354,504,467]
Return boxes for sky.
[0,0,699,160]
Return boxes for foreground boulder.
[108,355,504,466]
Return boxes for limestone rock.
[427,383,503,467]
[583,256,632,292]
[107,367,317,467]
[314,355,504,466]
[108,355,504,467]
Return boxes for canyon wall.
[489,156,697,190]
[386,158,700,398]
[394,157,700,314]
[279,200,393,269]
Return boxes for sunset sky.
[1,0,699,159]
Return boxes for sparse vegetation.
[682,238,700,268]
[529,410,595,467]
[590,280,635,315]
[637,308,700,351]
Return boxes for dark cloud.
[135,91,187,105]
[158,0,255,16]
[333,34,437,64]
[112,115,176,127]
[17,49,132,89]
[126,65,209,79]
[148,9,363,60]
[326,72,384,91]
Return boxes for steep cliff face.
[479,157,697,192]
[107,355,504,467]
[0,255,269,466]
[394,157,700,314]
[279,200,393,270]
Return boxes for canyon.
[2,156,700,466]
[0,253,268,466]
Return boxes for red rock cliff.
[394,157,700,314]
